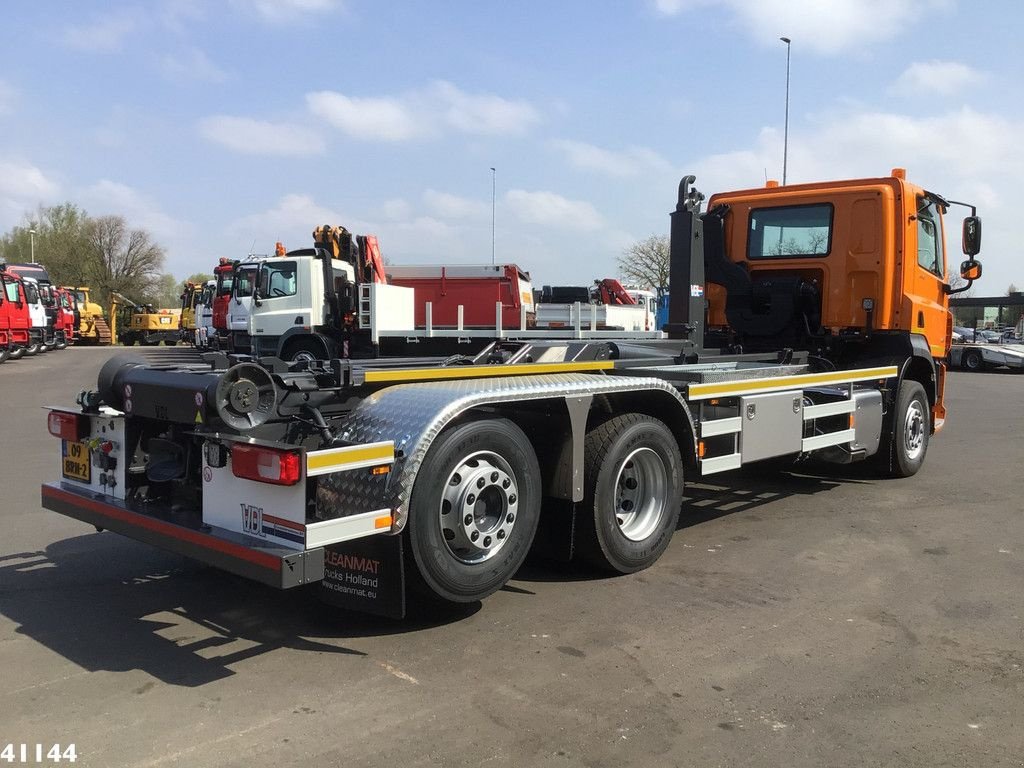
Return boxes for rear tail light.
[47,411,86,442]
[231,444,301,486]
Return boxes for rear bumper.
[41,483,325,589]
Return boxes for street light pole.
[29,227,37,262]
[780,36,791,186]
[490,167,496,265]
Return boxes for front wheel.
[405,418,542,603]
[8,346,25,360]
[877,380,930,478]
[578,414,684,573]
[24,342,39,356]
[0,347,8,364]
[283,337,329,364]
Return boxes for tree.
[1008,283,1019,295]
[83,215,166,306]
[618,235,670,290]
[143,273,182,308]
[185,272,214,286]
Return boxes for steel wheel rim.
[439,450,519,564]
[903,399,926,461]
[291,350,317,364]
[613,447,668,541]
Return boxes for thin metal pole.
[29,228,36,261]
[780,37,791,185]
[490,167,496,265]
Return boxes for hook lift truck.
[41,169,982,618]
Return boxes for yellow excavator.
[68,287,112,345]
[110,293,182,346]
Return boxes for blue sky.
[1,0,1021,292]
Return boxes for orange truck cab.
[667,168,982,434]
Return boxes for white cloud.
[307,80,541,142]
[380,198,412,221]
[505,190,604,232]
[550,139,672,177]
[423,189,489,219]
[61,13,137,53]
[429,81,541,136]
[230,0,340,23]
[653,0,942,54]
[0,79,17,114]
[198,115,325,156]
[227,194,375,250]
[81,180,189,240]
[306,91,421,141]
[889,60,985,97]
[0,159,60,229]
[160,48,229,83]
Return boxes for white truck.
[40,169,984,618]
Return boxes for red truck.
[385,264,536,329]
[0,269,34,361]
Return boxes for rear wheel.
[24,342,39,356]
[405,418,541,603]
[8,346,25,360]
[0,348,8,364]
[578,414,684,573]
[876,380,929,478]
[963,349,984,371]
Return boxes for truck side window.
[747,204,833,259]
[4,281,19,302]
[916,199,945,277]
[260,262,297,298]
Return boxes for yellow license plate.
[62,441,91,483]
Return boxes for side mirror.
[960,259,982,282]
[962,216,982,256]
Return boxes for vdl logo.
[241,503,264,536]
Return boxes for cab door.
[904,196,950,358]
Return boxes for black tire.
[405,418,542,603]
[963,349,984,371]
[876,380,930,478]
[24,342,39,356]
[0,348,8,364]
[577,414,684,574]
[282,337,328,363]
[8,346,25,360]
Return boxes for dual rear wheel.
[405,413,684,603]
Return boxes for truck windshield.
[234,269,256,297]
[217,276,233,296]
[748,204,833,259]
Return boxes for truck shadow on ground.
[515,462,868,584]
[0,534,477,688]
[1,464,873,687]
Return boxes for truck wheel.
[24,342,39,356]
[963,349,983,371]
[405,418,541,603]
[877,380,930,478]
[0,348,8,364]
[283,338,327,364]
[578,414,684,574]
[8,346,25,360]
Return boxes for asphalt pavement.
[2,347,1023,767]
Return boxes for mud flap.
[316,534,406,619]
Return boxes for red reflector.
[231,444,301,486]
[47,411,85,442]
